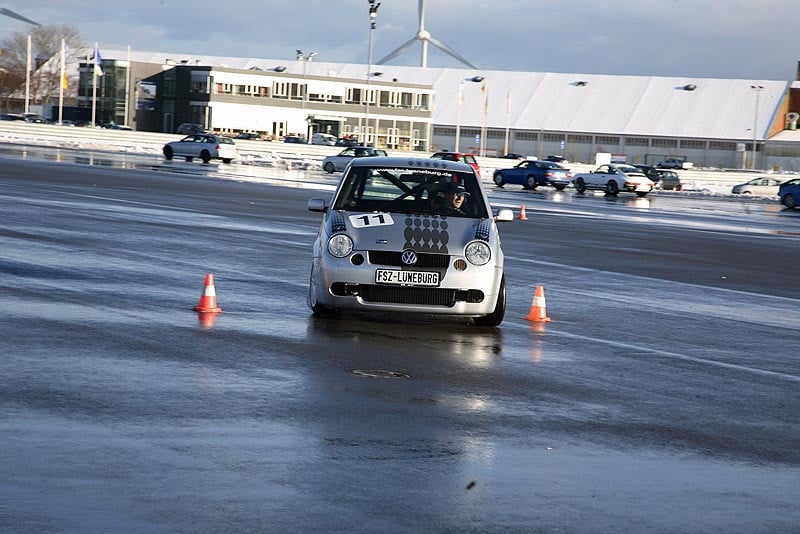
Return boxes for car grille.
[368,251,450,269]
[359,285,457,305]
[335,284,484,306]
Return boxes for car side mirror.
[308,198,328,213]
[495,208,514,222]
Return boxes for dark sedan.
[493,159,572,190]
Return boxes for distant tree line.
[0,24,84,112]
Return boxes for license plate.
[375,269,439,286]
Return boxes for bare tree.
[0,24,84,110]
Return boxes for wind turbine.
[377,0,476,69]
[0,7,41,26]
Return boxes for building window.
[680,139,706,149]
[542,133,563,142]
[515,131,537,141]
[651,138,678,148]
[709,141,736,150]
[567,134,592,144]
[625,137,649,147]
[596,136,620,145]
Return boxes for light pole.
[297,50,316,141]
[365,1,380,146]
[750,84,764,170]
[480,80,488,157]
[455,75,484,153]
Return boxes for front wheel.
[574,177,586,193]
[783,193,797,209]
[606,180,619,195]
[222,158,232,164]
[162,146,173,160]
[493,172,505,187]
[473,276,506,327]
[323,162,336,174]
[525,175,537,190]
[636,191,649,198]
[201,151,211,164]
[554,184,566,191]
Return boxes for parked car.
[0,113,25,121]
[307,156,514,326]
[311,132,337,145]
[632,165,682,191]
[176,123,207,135]
[283,135,308,144]
[778,177,800,209]
[731,176,784,196]
[322,146,388,173]
[657,158,693,170]
[335,137,360,147]
[234,132,261,141]
[545,154,568,164]
[22,113,51,124]
[572,164,654,197]
[492,160,572,190]
[500,153,526,159]
[430,151,481,175]
[162,134,238,163]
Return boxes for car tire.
[493,172,505,187]
[574,177,586,193]
[606,180,619,195]
[308,269,336,317]
[554,185,566,191]
[525,175,537,190]
[473,276,506,327]
[323,162,336,174]
[163,146,173,160]
[783,193,797,209]
[201,151,211,164]
[184,156,193,162]
[222,158,232,164]
[636,191,649,198]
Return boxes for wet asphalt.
[1,154,799,533]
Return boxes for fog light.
[351,253,364,265]
[454,259,468,271]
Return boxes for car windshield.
[617,165,640,173]
[332,166,489,218]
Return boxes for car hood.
[326,210,496,255]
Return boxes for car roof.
[349,156,475,173]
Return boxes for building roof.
[101,48,789,142]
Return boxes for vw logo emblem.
[401,249,418,266]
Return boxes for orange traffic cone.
[518,204,528,220]
[525,285,551,322]
[193,273,223,313]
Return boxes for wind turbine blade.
[376,36,419,65]
[0,7,41,25]
[427,36,477,69]
[418,0,426,32]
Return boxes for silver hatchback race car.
[307,157,514,326]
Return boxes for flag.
[60,40,68,90]
[94,47,104,77]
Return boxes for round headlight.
[328,234,353,258]
[465,241,491,266]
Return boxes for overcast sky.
[3,0,797,81]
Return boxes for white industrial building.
[78,49,800,170]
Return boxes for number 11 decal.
[349,213,394,228]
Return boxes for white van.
[311,133,336,145]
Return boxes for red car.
[430,151,481,176]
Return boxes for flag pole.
[58,39,65,123]
[91,42,97,127]
[124,45,131,127]
[25,34,31,113]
